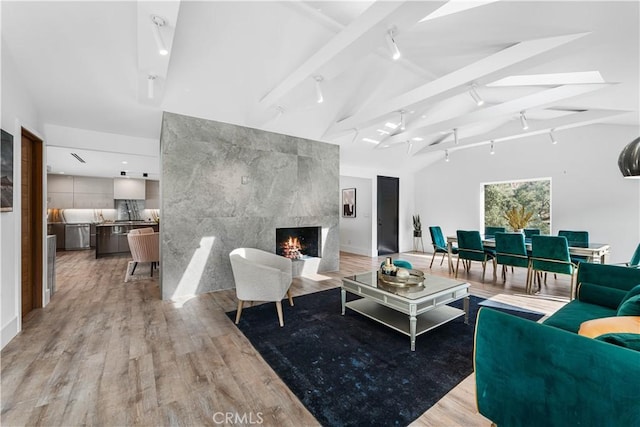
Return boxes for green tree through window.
[484,179,551,233]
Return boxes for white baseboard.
[1,316,19,349]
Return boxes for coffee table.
[341,270,470,351]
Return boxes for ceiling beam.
[136,1,181,104]
[255,1,446,112]
[326,32,590,137]
[380,83,614,148]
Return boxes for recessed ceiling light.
[385,122,398,130]
[59,171,65,174]
[362,138,379,144]
[412,137,423,141]
[377,129,390,135]
[122,161,128,165]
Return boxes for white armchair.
[229,248,294,327]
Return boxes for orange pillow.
[578,316,640,338]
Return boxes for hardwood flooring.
[1,249,569,426]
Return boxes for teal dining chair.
[558,230,589,264]
[428,226,458,268]
[494,232,530,284]
[613,243,640,268]
[523,228,541,238]
[456,230,496,281]
[484,226,506,239]
[528,235,577,298]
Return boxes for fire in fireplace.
[276,227,321,259]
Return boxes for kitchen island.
[96,222,159,258]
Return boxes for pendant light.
[618,137,640,178]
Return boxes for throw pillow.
[617,294,640,316]
[578,316,640,338]
[618,283,640,308]
[595,333,640,352]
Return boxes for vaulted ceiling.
[2,1,638,177]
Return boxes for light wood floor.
[1,249,569,426]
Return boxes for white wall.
[1,43,45,348]
[340,164,416,256]
[339,176,373,256]
[414,124,640,263]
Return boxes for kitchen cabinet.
[145,180,160,209]
[113,178,145,200]
[95,222,159,258]
[47,174,114,209]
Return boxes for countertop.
[96,222,158,227]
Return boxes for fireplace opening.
[276,227,321,259]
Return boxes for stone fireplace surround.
[160,112,339,299]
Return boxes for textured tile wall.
[160,112,340,299]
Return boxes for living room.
[1,1,639,426]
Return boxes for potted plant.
[503,206,533,232]
[412,215,422,237]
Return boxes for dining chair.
[455,230,496,281]
[494,232,530,284]
[612,242,640,268]
[558,230,589,264]
[125,231,160,282]
[523,228,541,238]
[528,235,577,298]
[428,226,458,268]
[484,226,506,239]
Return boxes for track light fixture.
[445,149,450,162]
[469,84,484,106]
[151,15,169,56]
[453,128,459,145]
[147,75,156,99]
[490,140,495,155]
[399,110,406,131]
[351,128,359,143]
[520,111,529,130]
[406,140,413,155]
[386,28,401,61]
[549,130,558,145]
[314,75,324,103]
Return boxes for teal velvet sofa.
[474,263,640,426]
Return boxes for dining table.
[445,235,611,273]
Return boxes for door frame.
[20,127,44,318]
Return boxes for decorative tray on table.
[378,268,425,288]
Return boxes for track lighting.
[399,110,406,131]
[147,75,156,99]
[469,84,484,106]
[386,29,401,61]
[151,15,169,56]
[453,128,459,145]
[520,111,529,130]
[351,128,359,143]
[549,130,558,145]
[445,150,450,162]
[407,141,413,155]
[490,140,495,155]
[314,75,324,103]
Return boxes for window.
[483,179,551,234]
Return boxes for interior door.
[377,176,399,255]
[21,129,43,317]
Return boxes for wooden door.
[21,129,43,317]
[377,176,399,255]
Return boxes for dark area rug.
[227,288,543,427]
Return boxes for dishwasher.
[65,224,90,250]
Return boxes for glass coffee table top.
[344,270,468,300]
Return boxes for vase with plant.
[412,214,422,237]
[503,206,533,232]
